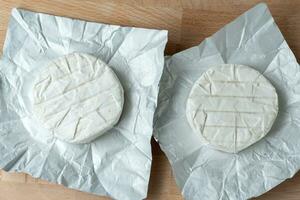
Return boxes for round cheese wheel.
[32,53,124,143]
[186,64,278,153]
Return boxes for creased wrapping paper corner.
[0,8,167,200]
[154,3,300,200]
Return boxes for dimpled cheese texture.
[32,53,124,144]
[186,64,278,153]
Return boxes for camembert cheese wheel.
[186,64,278,153]
[32,53,124,143]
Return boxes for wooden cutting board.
[0,0,299,199]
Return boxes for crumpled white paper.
[0,8,167,200]
[154,3,300,200]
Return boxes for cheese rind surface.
[186,64,278,153]
[32,53,124,143]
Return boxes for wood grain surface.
[0,0,299,199]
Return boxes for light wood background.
[0,0,299,199]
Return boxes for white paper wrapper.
[0,8,167,200]
[154,3,300,200]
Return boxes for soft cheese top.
[32,53,124,143]
[186,64,278,153]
